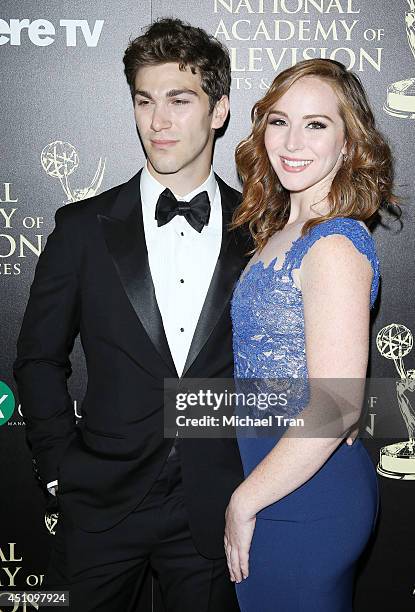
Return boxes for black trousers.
[43,453,240,612]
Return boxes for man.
[14,18,248,612]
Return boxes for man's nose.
[150,103,172,132]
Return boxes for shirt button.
[180,232,184,237]
[180,279,184,284]
[180,328,184,333]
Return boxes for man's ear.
[211,95,230,129]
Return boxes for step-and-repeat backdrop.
[1,1,414,610]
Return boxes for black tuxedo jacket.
[14,170,248,558]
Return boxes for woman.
[225,59,396,611]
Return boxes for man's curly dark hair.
[123,18,231,113]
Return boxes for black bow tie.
[155,188,211,233]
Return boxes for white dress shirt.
[47,164,222,495]
[141,162,222,376]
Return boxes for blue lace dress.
[231,218,380,612]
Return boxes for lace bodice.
[231,218,380,381]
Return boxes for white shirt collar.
[140,162,217,213]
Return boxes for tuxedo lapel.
[97,170,177,376]
[182,176,246,377]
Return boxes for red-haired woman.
[225,59,397,611]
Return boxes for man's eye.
[136,100,150,106]
[307,121,326,129]
[172,99,190,105]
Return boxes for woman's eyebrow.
[268,110,334,122]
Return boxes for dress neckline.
[240,231,305,283]
[238,217,372,286]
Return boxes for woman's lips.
[280,156,313,173]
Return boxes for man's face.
[133,62,228,190]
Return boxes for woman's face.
[264,76,347,199]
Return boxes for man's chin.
[147,160,181,176]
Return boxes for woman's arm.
[225,233,373,582]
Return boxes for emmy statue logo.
[376,324,415,480]
[384,0,415,118]
[41,140,106,203]
[45,511,59,536]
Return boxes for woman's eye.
[269,118,286,126]
[307,121,326,129]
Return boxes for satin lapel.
[97,170,177,376]
[181,176,246,377]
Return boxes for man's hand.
[224,490,256,583]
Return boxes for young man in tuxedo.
[14,18,247,612]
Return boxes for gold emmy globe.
[376,324,415,480]
[41,140,106,203]
[384,0,415,119]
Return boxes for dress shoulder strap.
[286,218,380,307]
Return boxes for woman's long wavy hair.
[232,59,397,252]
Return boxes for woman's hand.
[224,490,256,583]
